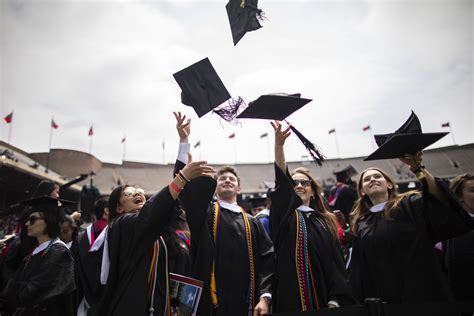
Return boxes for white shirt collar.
[468,212,474,218]
[297,205,314,213]
[90,225,108,252]
[256,208,270,217]
[370,201,387,213]
[218,201,242,213]
[66,241,73,249]
[32,238,68,255]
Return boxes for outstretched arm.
[270,121,291,173]
[399,151,445,203]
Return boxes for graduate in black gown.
[75,197,109,315]
[96,151,214,316]
[349,154,474,304]
[445,174,474,301]
[0,181,61,290]
[0,196,76,316]
[175,114,274,316]
[270,121,355,313]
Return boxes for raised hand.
[271,120,291,147]
[399,150,423,172]
[173,111,191,143]
[181,154,215,180]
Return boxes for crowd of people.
[0,111,473,316]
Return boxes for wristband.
[170,181,183,193]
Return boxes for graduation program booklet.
[169,273,204,316]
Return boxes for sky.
[1,0,472,165]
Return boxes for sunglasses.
[293,179,311,187]
[27,215,44,224]
[122,188,145,197]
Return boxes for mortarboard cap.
[364,111,448,161]
[226,0,264,46]
[173,58,232,118]
[237,93,325,166]
[333,165,358,177]
[173,58,244,122]
[20,196,75,209]
[237,93,312,121]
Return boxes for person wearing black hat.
[75,197,109,316]
[96,140,214,316]
[0,180,62,291]
[269,121,355,313]
[328,165,358,223]
[0,196,76,316]
[174,116,274,316]
[349,155,474,304]
[444,174,474,301]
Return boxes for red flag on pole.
[441,122,450,128]
[51,119,59,129]
[4,112,13,124]
[121,136,126,143]
[328,128,336,135]
[228,133,236,139]
[362,125,370,132]
[88,125,94,136]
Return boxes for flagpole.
[122,139,126,161]
[334,131,340,158]
[162,139,165,164]
[89,136,93,154]
[267,136,271,163]
[7,119,13,144]
[369,128,376,150]
[46,118,53,171]
[449,126,456,145]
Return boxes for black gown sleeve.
[178,176,217,255]
[270,164,302,245]
[253,218,274,298]
[10,244,75,307]
[411,178,474,242]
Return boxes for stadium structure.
[1,139,473,213]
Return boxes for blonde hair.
[350,167,419,235]
[291,167,338,241]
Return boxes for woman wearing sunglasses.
[0,196,76,316]
[269,121,354,313]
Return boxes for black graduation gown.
[1,242,76,316]
[96,186,175,316]
[178,176,274,316]
[444,229,474,300]
[350,178,474,303]
[330,184,358,222]
[75,225,106,313]
[270,165,355,313]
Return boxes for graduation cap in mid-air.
[226,0,265,46]
[173,57,244,122]
[364,111,449,161]
[237,93,326,166]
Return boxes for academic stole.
[295,210,320,311]
[210,202,256,312]
[147,238,170,316]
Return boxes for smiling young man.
[172,112,274,316]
